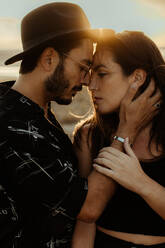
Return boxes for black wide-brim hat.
[5,2,99,65]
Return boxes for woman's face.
[89,47,132,115]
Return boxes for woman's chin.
[96,107,118,115]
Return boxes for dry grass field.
[52,87,93,139]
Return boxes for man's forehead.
[72,52,93,67]
[74,39,93,53]
[68,40,93,66]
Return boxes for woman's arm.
[72,221,96,248]
[72,124,117,247]
[94,138,165,220]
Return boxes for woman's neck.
[132,124,162,161]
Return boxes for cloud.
[152,32,165,59]
[135,0,165,18]
[152,32,165,47]
[139,0,165,5]
[0,17,22,50]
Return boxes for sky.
[0,0,165,50]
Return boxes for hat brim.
[5,29,99,65]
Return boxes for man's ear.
[129,69,147,86]
[39,47,60,72]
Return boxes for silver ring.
[154,102,161,108]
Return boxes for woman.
[72,30,165,247]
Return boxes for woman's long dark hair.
[74,30,165,159]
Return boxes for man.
[0,2,156,248]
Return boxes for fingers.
[136,79,161,104]
[97,139,137,168]
[99,146,127,160]
[121,81,142,105]
[93,164,114,179]
[94,147,125,170]
[144,88,161,116]
[121,78,161,112]
[135,79,155,104]
[149,88,162,107]
[133,79,161,116]
[94,152,124,171]
[143,78,155,97]
[94,157,114,169]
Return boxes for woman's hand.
[116,79,161,144]
[93,137,148,194]
[94,138,165,220]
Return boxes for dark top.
[0,81,88,247]
[97,157,165,236]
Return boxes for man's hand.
[116,79,161,145]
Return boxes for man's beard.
[44,55,71,105]
[45,55,83,105]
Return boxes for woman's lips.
[93,97,103,103]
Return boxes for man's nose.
[80,72,90,87]
[88,75,98,91]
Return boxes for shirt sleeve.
[0,121,88,221]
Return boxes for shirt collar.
[0,81,45,116]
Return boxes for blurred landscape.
[0,49,93,140]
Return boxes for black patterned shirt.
[0,81,88,248]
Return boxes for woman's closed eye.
[97,72,108,78]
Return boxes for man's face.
[45,38,93,105]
